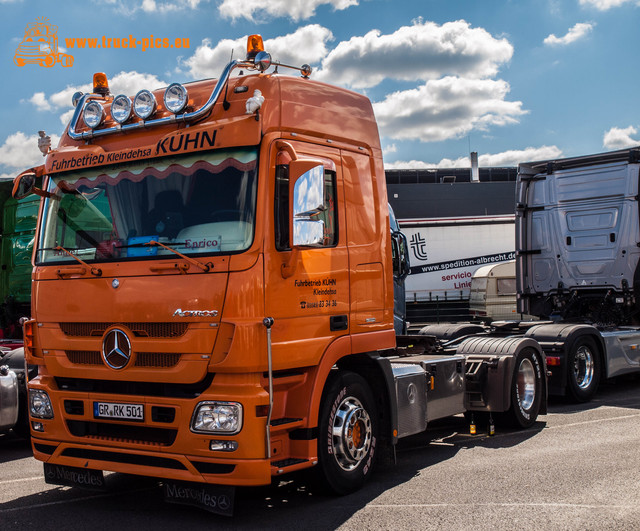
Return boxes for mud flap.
[43,463,105,490]
[163,480,235,516]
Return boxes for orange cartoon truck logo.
[14,18,73,68]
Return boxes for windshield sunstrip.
[37,149,258,265]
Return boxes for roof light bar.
[67,34,313,140]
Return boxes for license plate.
[94,401,144,421]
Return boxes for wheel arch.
[525,323,605,382]
[299,335,394,439]
[457,335,548,416]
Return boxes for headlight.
[191,401,242,434]
[133,89,157,120]
[111,94,132,124]
[83,101,105,129]
[163,83,188,114]
[29,389,53,419]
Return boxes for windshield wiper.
[54,246,102,277]
[146,240,213,272]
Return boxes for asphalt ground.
[1,374,639,530]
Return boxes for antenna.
[223,49,234,111]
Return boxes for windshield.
[37,148,257,265]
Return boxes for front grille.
[61,447,187,470]
[55,374,214,399]
[151,406,176,423]
[65,351,182,368]
[191,461,235,475]
[59,322,188,338]
[67,351,101,365]
[34,443,57,455]
[66,420,177,446]
[135,353,181,368]
[64,400,84,415]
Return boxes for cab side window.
[275,164,337,250]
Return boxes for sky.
[1,0,640,180]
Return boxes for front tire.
[501,349,543,428]
[316,371,378,495]
[566,336,600,403]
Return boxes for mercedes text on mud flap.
[16,34,546,513]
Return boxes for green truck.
[0,181,38,437]
[0,182,38,335]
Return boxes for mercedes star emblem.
[102,328,132,370]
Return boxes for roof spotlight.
[164,83,188,114]
[83,101,105,129]
[111,94,132,124]
[133,89,157,120]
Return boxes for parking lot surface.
[1,375,639,530]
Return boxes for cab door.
[263,140,350,371]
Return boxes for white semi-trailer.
[402,214,515,303]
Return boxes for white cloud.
[27,92,52,111]
[108,71,169,96]
[0,131,61,173]
[544,22,595,46]
[579,0,638,10]
[603,126,640,149]
[373,77,526,143]
[384,146,563,170]
[98,0,207,15]
[59,109,75,126]
[182,25,333,79]
[141,0,204,13]
[383,144,397,155]
[218,0,358,21]
[316,20,513,89]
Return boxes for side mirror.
[399,231,410,279]
[13,172,36,199]
[391,230,410,280]
[12,167,51,199]
[289,161,326,247]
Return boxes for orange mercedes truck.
[14,35,546,515]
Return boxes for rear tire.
[315,371,378,495]
[500,349,543,428]
[566,336,600,403]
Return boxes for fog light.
[133,89,157,120]
[191,401,242,434]
[210,440,238,452]
[164,83,188,114]
[111,94,132,124]
[32,421,44,432]
[83,101,105,129]
[29,389,53,419]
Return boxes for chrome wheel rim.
[574,345,595,390]
[331,396,372,471]
[516,358,536,411]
